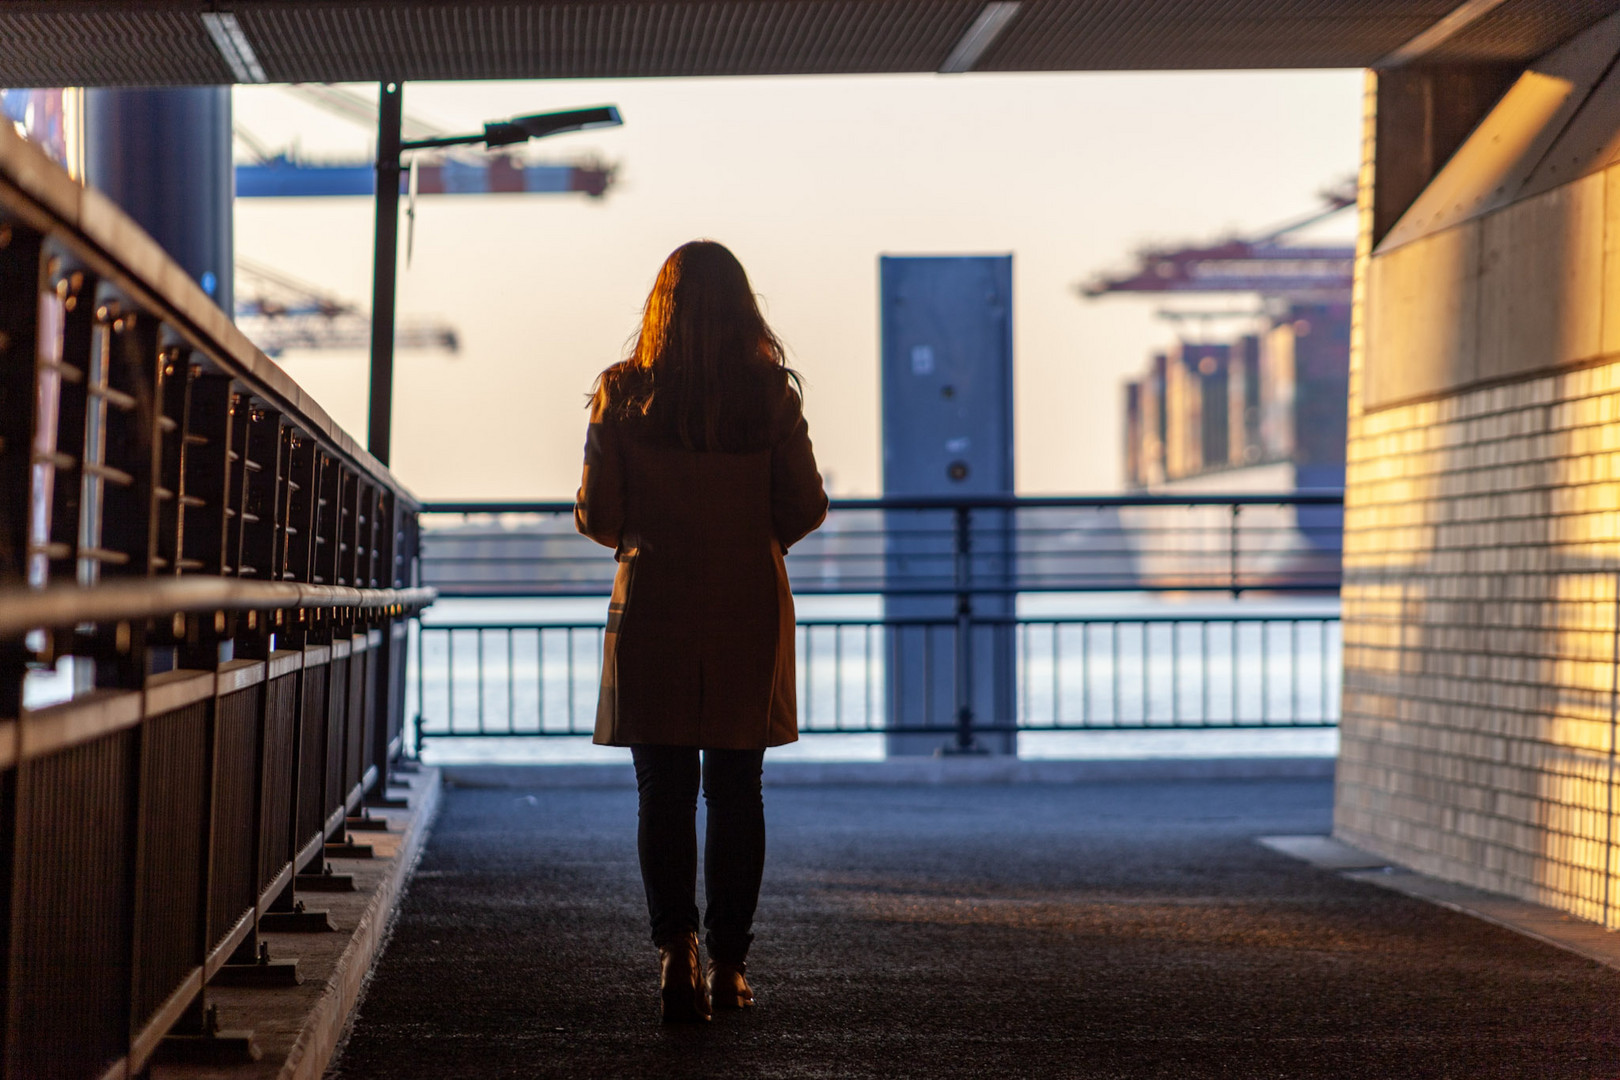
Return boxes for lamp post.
[367,84,623,465]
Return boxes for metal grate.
[365,637,385,778]
[345,647,369,797]
[239,2,974,80]
[985,1,1460,71]
[324,655,349,827]
[208,686,261,950]
[0,0,1613,84]
[9,729,137,1079]
[1426,0,1620,64]
[386,626,410,754]
[258,673,299,894]
[294,662,328,855]
[0,11,229,86]
[132,701,208,1032]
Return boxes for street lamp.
[367,86,623,465]
[402,106,623,151]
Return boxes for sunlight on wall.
[1339,142,1620,923]
[1328,14,1620,923]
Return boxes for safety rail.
[0,124,429,1077]
[420,492,1344,598]
[410,612,1339,749]
[415,492,1342,751]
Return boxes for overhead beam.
[1376,0,1513,68]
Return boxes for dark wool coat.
[575,382,828,749]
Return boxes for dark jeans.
[631,745,765,965]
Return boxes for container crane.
[234,84,615,199]
[1079,183,1355,303]
[235,258,459,359]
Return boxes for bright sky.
[232,71,1363,501]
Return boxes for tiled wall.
[1338,362,1620,923]
[1336,64,1620,924]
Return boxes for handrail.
[418,491,1345,599]
[0,117,427,1077]
[0,580,438,639]
[423,491,1346,515]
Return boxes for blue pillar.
[84,87,234,314]
[880,256,1017,756]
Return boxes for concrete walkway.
[330,778,1620,1078]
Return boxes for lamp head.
[483,106,623,147]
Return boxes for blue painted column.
[880,256,1017,756]
[84,87,234,315]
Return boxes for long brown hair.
[591,240,799,452]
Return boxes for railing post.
[413,617,426,759]
[0,222,42,720]
[951,504,978,753]
[1229,502,1242,598]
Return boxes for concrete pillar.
[880,256,1016,756]
[84,87,234,314]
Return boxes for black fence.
[421,492,1344,598]
[410,612,1341,751]
[0,126,428,1077]
[413,494,1342,750]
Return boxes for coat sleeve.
[575,396,626,550]
[771,386,829,550]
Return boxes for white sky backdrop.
[233,71,1363,501]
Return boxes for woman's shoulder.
[760,364,802,415]
[599,359,644,393]
[590,361,646,421]
[747,367,803,449]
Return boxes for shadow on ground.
[329,779,1620,1079]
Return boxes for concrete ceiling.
[0,0,1615,85]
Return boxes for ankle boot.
[658,932,711,1022]
[706,956,755,1010]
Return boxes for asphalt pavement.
[328,777,1620,1079]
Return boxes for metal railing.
[0,125,429,1077]
[420,492,1344,597]
[409,612,1341,748]
[412,493,1343,750]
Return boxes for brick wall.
[1336,52,1620,924]
[1337,362,1620,923]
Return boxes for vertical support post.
[414,618,426,758]
[0,222,43,719]
[368,81,403,466]
[1229,503,1241,598]
[951,505,978,753]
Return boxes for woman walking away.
[575,240,828,1023]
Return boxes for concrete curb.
[155,771,444,1080]
[442,756,1336,789]
[281,770,442,1080]
[1260,834,1620,975]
